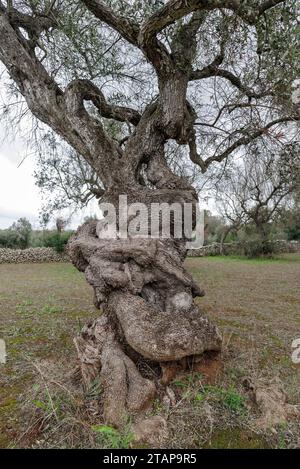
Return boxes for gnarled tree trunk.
[69,184,222,427]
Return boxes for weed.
[40,304,61,315]
[92,424,134,449]
[86,378,103,400]
[198,385,246,414]
[33,392,63,421]
[16,299,34,315]
[278,423,288,449]
[173,373,203,389]
[221,386,246,413]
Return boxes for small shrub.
[221,386,246,413]
[92,425,134,449]
[198,385,246,414]
[240,239,279,259]
[43,232,72,253]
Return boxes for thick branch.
[0,1,58,47]
[171,11,207,71]
[0,10,121,187]
[80,1,171,75]
[258,0,287,16]
[65,79,141,126]
[81,0,139,46]
[139,0,286,48]
[190,66,273,99]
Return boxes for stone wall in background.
[0,240,299,263]
[0,247,69,264]
[188,240,300,257]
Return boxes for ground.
[0,255,299,448]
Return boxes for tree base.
[69,221,222,427]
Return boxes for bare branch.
[189,115,300,172]
[190,66,273,99]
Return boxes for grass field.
[0,255,299,448]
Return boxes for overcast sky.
[0,130,101,230]
[0,138,40,229]
[0,64,101,230]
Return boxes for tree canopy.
[0,1,299,217]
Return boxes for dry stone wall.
[0,240,299,263]
[188,240,300,257]
[0,247,69,264]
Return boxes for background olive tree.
[212,141,300,256]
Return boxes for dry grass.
[0,255,299,448]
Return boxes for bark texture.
[69,200,222,426]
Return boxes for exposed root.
[74,316,156,428]
[244,377,300,431]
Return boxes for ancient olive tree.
[213,142,300,252]
[0,0,299,427]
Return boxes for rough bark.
[69,213,221,427]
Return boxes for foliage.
[286,222,300,241]
[236,226,282,258]
[92,424,134,449]
[242,240,278,259]
[0,220,73,252]
[34,137,104,220]
[204,211,228,245]
[43,231,73,253]
[200,385,246,414]
[0,0,299,217]
[277,206,300,241]
[0,218,32,250]
[0,229,19,249]
[10,218,32,250]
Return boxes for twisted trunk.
[69,184,222,427]
[66,65,222,429]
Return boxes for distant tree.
[214,142,300,254]
[10,217,32,249]
[56,217,66,233]
[204,210,227,245]
[0,229,18,248]
[43,230,73,253]
[277,194,300,240]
